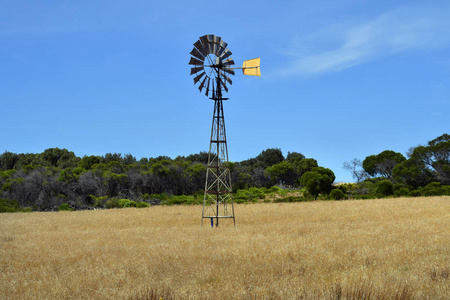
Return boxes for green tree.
[363,150,405,182]
[265,161,296,186]
[255,148,284,169]
[41,148,79,168]
[292,158,318,179]
[392,158,433,189]
[0,151,18,170]
[409,134,450,184]
[300,167,335,199]
[186,151,209,164]
[78,155,102,170]
[286,151,305,162]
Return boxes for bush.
[421,182,450,196]
[329,189,347,200]
[0,198,20,213]
[408,189,422,197]
[136,201,150,208]
[58,203,73,211]
[123,200,137,207]
[249,187,266,199]
[268,186,282,193]
[105,198,120,209]
[234,189,254,203]
[117,199,137,208]
[162,195,202,205]
[376,180,394,196]
[394,187,410,197]
[86,195,108,207]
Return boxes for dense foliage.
[0,148,332,211]
[1,133,448,212]
[343,133,450,199]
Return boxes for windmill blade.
[217,46,227,57]
[200,35,208,45]
[193,40,203,50]
[198,76,207,92]
[190,66,204,75]
[223,68,235,76]
[222,73,232,85]
[193,71,205,84]
[214,35,221,45]
[219,40,228,49]
[223,58,235,66]
[189,57,204,66]
[219,77,228,93]
[220,49,232,60]
[212,43,219,56]
[208,43,214,55]
[199,43,209,57]
[190,47,204,60]
[222,82,228,93]
[207,34,215,43]
[205,78,210,97]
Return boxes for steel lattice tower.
[202,78,235,227]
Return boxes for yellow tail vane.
[242,58,261,76]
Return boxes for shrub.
[394,187,410,197]
[268,186,282,193]
[421,182,450,196]
[118,199,138,208]
[58,203,73,211]
[94,196,108,208]
[329,189,347,200]
[118,199,130,207]
[136,201,150,208]
[409,189,422,197]
[376,180,394,196]
[0,198,20,213]
[123,200,137,208]
[2,181,12,192]
[105,198,120,209]
[234,189,253,203]
[249,187,266,199]
[161,195,202,205]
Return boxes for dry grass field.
[1,197,449,299]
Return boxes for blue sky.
[1,0,449,183]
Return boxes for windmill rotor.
[189,34,260,99]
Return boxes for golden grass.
[1,197,449,299]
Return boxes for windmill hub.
[214,57,223,68]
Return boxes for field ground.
[0,197,449,299]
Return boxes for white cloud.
[275,2,450,77]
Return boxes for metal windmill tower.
[189,34,260,227]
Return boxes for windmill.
[189,34,260,227]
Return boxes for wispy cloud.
[275,2,450,77]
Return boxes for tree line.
[343,133,450,198]
[0,148,335,211]
[1,133,448,212]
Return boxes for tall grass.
[1,197,449,299]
